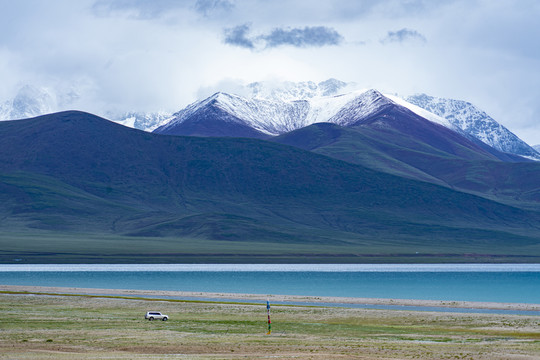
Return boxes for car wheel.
[162,317,168,321]
[149,317,154,321]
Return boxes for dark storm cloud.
[223,24,344,50]
[223,23,255,49]
[262,26,344,48]
[381,28,427,44]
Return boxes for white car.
[145,311,168,321]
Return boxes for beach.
[2,284,540,312]
[1,285,539,359]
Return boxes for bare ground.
[0,286,539,359]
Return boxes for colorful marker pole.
[266,299,272,335]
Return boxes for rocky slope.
[406,93,540,160]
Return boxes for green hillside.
[1,111,539,263]
[273,123,540,209]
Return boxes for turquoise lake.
[1,264,539,304]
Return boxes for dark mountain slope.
[273,122,452,185]
[1,111,539,262]
[273,123,540,209]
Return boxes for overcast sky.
[1,0,540,144]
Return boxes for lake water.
[1,264,540,304]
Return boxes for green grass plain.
[2,230,540,263]
[1,293,539,359]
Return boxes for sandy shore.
[2,284,539,312]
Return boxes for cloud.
[195,0,235,16]
[92,0,190,19]
[92,0,235,20]
[223,23,255,49]
[381,28,427,44]
[223,24,344,50]
[196,78,252,99]
[263,26,344,48]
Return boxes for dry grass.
[0,293,539,359]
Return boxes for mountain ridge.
[154,89,531,164]
[2,80,537,161]
[153,84,540,161]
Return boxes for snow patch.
[385,94,453,129]
[406,93,540,161]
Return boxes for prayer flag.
[266,299,271,335]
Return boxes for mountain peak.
[0,85,56,120]
[361,89,387,102]
[210,91,232,100]
[317,78,349,96]
[0,84,84,122]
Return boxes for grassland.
[1,292,539,359]
[3,231,540,264]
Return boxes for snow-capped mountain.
[0,85,172,132]
[2,80,538,161]
[155,80,540,161]
[109,111,172,132]
[154,88,516,162]
[109,79,351,132]
[153,87,457,137]
[154,89,371,137]
[0,85,58,120]
[0,85,84,122]
[406,94,540,160]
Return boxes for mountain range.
[2,80,539,160]
[152,85,540,209]
[153,82,540,162]
[1,81,540,263]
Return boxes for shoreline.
[2,284,540,312]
